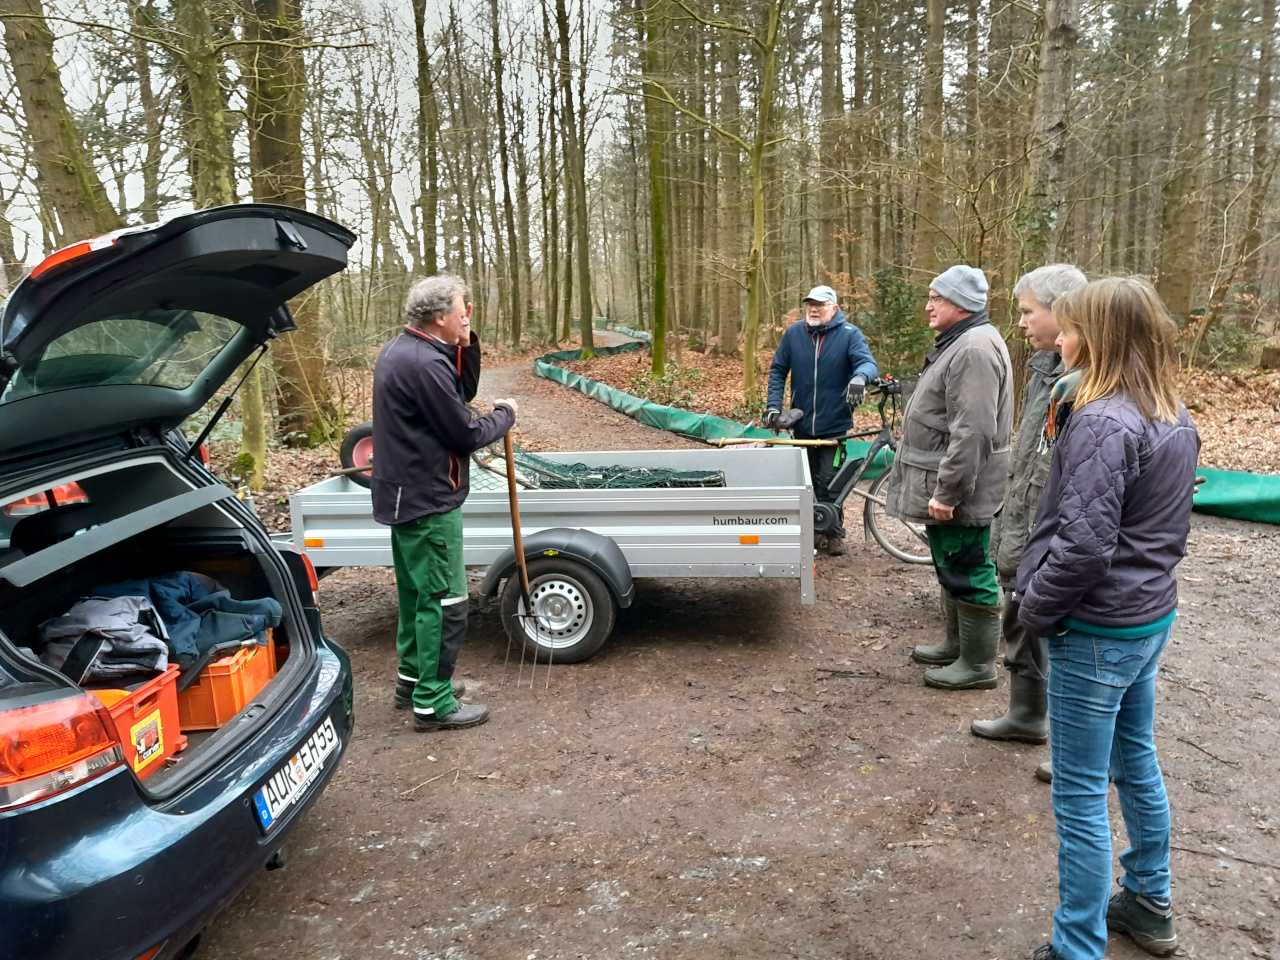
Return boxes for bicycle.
[809,376,932,564]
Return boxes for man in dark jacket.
[372,275,517,732]
[766,285,878,556]
[971,264,1086,756]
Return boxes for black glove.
[844,376,866,409]
[763,408,781,433]
[777,408,805,430]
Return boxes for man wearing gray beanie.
[883,265,1013,690]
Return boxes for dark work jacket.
[766,309,878,439]
[1015,395,1200,637]
[371,327,515,525]
[989,350,1064,582]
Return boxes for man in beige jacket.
[884,265,1013,690]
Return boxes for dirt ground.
[199,335,1280,960]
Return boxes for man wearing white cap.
[884,265,1013,690]
[766,284,878,556]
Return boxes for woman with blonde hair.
[1016,278,1200,960]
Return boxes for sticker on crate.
[130,710,164,771]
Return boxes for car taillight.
[2,491,54,517]
[301,552,319,603]
[3,482,90,517]
[29,234,119,279]
[0,694,125,810]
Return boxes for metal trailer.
[288,447,815,662]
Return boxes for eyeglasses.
[926,295,945,305]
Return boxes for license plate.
[253,716,339,832]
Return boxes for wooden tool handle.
[504,433,532,600]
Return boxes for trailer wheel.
[499,558,617,664]
[339,421,374,488]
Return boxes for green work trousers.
[390,508,468,718]
[926,525,1000,607]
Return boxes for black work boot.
[826,536,846,557]
[1035,761,1053,783]
[413,702,490,732]
[1028,946,1064,960]
[912,589,960,664]
[1107,888,1177,956]
[971,673,1048,743]
[924,601,999,690]
[395,677,466,709]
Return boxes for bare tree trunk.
[127,0,164,223]
[513,89,535,332]
[915,0,945,279]
[243,0,335,448]
[489,0,523,346]
[640,0,668,371]
[818,0,843,276]
[555,0,595,356]
[742,0,790,403]
[717,19,742,357]
[173,0,265,487]
[1155,0,1216,323]
[0,0,120,243]
[412,0,440,275]
[1242,0,1276,298]
[1020,0,1080,265]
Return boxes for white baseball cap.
[802,285,838,304]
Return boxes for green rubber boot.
[912,589,960,665]
[970,673,1049,743]
[925,601,1000,690]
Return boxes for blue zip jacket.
[767,309,878,438]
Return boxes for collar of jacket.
[925,309,990,366]
[1027,349,1063,376]
[402,324,465,372]
[804,307,847,338]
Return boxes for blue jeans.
[1048,626,1173,960]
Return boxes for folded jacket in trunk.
[38,595,170,683]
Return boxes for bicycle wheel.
[863,469,932,564]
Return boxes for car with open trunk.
[0,204,356,960]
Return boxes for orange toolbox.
[92,664,187,781]
[177,638,276,731]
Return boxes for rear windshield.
[0,310,240,403]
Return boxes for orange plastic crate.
[177,642,276,731]
[92,664,187,780]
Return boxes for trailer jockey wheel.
[813,501,840,538]
[339,421,374,488]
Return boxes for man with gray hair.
[884,264,1013,691]
[372,275,518,732]
[971,264,1086,780]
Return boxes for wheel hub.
[521,577,593,647]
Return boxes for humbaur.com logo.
[712,516,790,525]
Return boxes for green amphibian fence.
[542,331,1280,525]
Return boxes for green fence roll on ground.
[536,337,1280,526]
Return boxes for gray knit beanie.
[930,265,989,313]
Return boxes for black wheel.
[813,501,841,538]
[863,469,932,564]
[499,558,617,663]
[339,421,374,488]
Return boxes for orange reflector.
[304,538,324,548]
[739,534,759,544]
[133,945,165,960]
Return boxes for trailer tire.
[499,558,617,664]
[339,421,374,488]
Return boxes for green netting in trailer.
[469,443,724,492]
